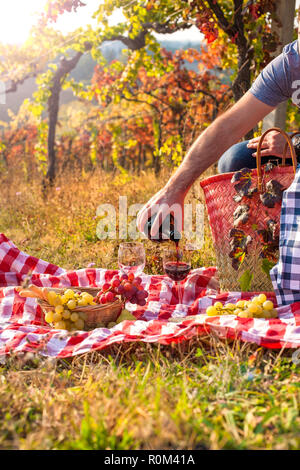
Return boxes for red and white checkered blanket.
[0,233,299,358]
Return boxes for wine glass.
[162,247,191,304]
[118,242,146,276]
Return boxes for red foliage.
[39,0,86,25]
[2,125,37,163]
[191,2,219,44]
[248,4,260,20]
[91,47,230,170]
[1,48,230,175]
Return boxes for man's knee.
[218,141,252,173]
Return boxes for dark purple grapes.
[117,284,125,294]
[96,272,149,308]
[131,285,138,294]
[136,290,147,300]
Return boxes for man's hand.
[247,130,291,158]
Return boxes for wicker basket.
[200,128,298,292]
[38,287,123,329]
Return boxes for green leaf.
[238,269,253,292]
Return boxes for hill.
[0,39,202,124]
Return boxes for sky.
[0,0,299,46]
[0,0,202,45]
[0,0,103,44]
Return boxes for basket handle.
[282,130,300,166]
[256,127,298,192]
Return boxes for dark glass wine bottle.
[143,214,181,243]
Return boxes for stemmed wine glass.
[162,247,191,304]
[118,242,146,276]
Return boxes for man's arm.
[161,92,275,195]
[137,91,275,236]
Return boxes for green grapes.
[206,295,278,319]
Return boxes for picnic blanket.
[271,164,300,305]
[0,233,299,358]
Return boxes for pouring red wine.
[162,248,191,304]
[143,212,191,303]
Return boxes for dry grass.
[0,166,216,271]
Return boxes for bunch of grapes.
[45,289,95,331]
[206,294,278,319]
[95,272,148,307]
[193,6,219,44]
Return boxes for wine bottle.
[143,214,181,243]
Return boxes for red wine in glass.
[163,248,191,304]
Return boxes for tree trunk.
[153,116,162,175]
[44,52,85,185]
[232,0,254,139]
[207,0,254,139]
[233,43,254,140]
[262,0,296,132]
[142,146,146,169]
[1,150,8,168]
[46,76,61,184]
[137,143,142,175]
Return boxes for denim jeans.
[217,140,294,173]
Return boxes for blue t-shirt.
[249,40,300,107]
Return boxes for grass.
[0,167,299,450]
